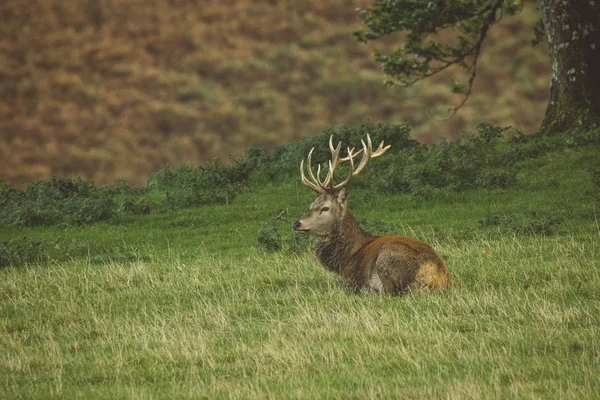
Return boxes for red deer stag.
[292,135,449,294]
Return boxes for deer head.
[292,134,390,236]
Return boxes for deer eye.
[320,207,330,214]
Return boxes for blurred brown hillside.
[0,0,549,187]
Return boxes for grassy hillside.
[1,126,599,398]
[0,0,549,186]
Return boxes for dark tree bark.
[539,0,600,132]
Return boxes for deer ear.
[336,187,348,205]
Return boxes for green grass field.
[1,144,599,398]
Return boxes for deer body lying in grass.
[292,135,449,294]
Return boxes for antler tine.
[329,135,341,157]
[351,138,371,177]
[322,135,343,187]
[300,148,325,193]
[332,147,356,189]
[300,159,323,193]
[300,134,390,193]
[306,148,322,185]
[339,140,364,161]
[316,163,329,187]
[371,135,392,157]
[352,134,391,177]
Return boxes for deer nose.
[292,220,302,231]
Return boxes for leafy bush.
[147,158,250,209]
[148,158,250,190]
[368,123,517,197]
[118,198,151,215]
[504,124,600,163]
[257,210,309,252]
[266,122,522,197]
[0,177,115,227]
[570,124,600,146]
[0,237,47,267]
[267,122,418,179]
[3,121,597,230]
[245,145,278,181]
[0,157,250,227]
[105,180,149,197]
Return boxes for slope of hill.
[1,130,598,398]
[0,0,549,186]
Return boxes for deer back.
[340,235,449,294]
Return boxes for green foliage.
[118,198,151,215]
[368,123,516,197]
[531,17,546,46]
[569,121,600,146]
[2,122,598,230]
[353,0,526,117]
[505,124,600,162]
[354,1,523,85]
[478,209,568,236]
[0,237,46,268]
[0,177,115,227]
[0,158,250,227]
[246,145,279,181]
[149,159,249,191]
[147,158,250,209]
[365,123,599,199]
[269,122,418,178]
[257,210,309,253]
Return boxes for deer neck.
[314,211,374,274]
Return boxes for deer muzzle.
[292,220,305,232]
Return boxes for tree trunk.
[539,0,600,133]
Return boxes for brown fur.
[294,189,449,294]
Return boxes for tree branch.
[436,0,504,119]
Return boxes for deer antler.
[300,134,391,193]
